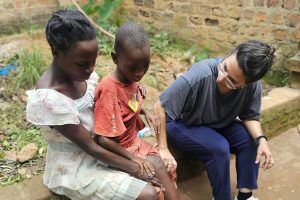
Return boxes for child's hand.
[144,109,161,135]
[131,156,155,177]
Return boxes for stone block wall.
[0,0,58,36]
[122,0,300,69]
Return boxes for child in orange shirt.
[94,22,179,200]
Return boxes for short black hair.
[46,9,96,53]
[232,40,275,83]
[114,22,149,55]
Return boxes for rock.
[0,134,5,142]
[17,143,38,163]
[12,95,19,101]
[4,150,17,162]
[20,95,27,103]
[17,168,26,175]
[0,101,10,112]
[38,147,45,156]
[297,124,300,134]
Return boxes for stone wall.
[122,0,300,70]
[0,0,58,36]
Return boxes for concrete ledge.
[1,87,300,200]
[261,87,300,138]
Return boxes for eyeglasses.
[217,62,239,90]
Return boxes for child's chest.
[116,86,143,118]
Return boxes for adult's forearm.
[154,101,168,149]
[242,119,264,139]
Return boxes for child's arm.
[96,135,155,176]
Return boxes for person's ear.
[111,52,118,64]
[51,46,59,59]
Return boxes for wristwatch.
[254,134,268,146]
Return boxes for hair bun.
[268,46,275,56]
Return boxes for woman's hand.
[131,156,155,177]
[144,109,161,135]
[255,139,274,170]
[159,148,177,173]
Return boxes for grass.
[15,46,46,89]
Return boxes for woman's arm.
[54,123,158,184]
[96,135,155,176]
[243,120,274,170]
[154,100,177,172]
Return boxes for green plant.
[82,0,122,25]
[15,47,46,89]
[263,69,289,87]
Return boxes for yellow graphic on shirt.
[128,93,139,112]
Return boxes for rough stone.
[283,0,295,10]
[254,0,264,7]
[267,0,279,7]
[274,29,288,40]
[17,143,38,163]
[243,10,255,20]
[271,13,285,24]
[134,0,143,7]
[288,53,300,73]
[291,28,300,42]
[4,150,17,162]
[287,13,300,27]
[226,5,241,19]
[256,12,268,22]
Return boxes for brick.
[259,26,271,38]
[172,2,195,13]
[267,0,279,7]
[271,13,286,24]
[254,0,264,6]
[256,11,268,22]
[291,28,300,42]
[241,0,252,7]
[243,10,255,20]
[274,29,288,40]
[287,13,300,27]
[144,0,154,8]
[226,5,241,19]
[283,0,295,9]
[189,15,202,25]
[212,7,223,17]
[134,0,143,7]
[139,9,150,17]
[288,53,300,73]
[154,0,173,10]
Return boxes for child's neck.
[113,68,132,85]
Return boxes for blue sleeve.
[159,76,192,120]
[239,81,262,121]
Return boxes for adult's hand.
[159,148,177,172]
[255,139,274,170]
[144,109,161,135]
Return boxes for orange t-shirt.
[94,75,145,148]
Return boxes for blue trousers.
[166,117,259,200]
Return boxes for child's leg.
[137,183,158,200]
[147,155,180,200]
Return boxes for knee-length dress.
[26,72,147,200]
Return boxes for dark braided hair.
[232,40,275,83]
[46,9,96,53]
[114,22,149,55]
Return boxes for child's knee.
[138,183,157,200]
[147,155,165,171]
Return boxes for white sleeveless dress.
[26,72,147,200]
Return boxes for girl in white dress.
[26,9,160,200]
